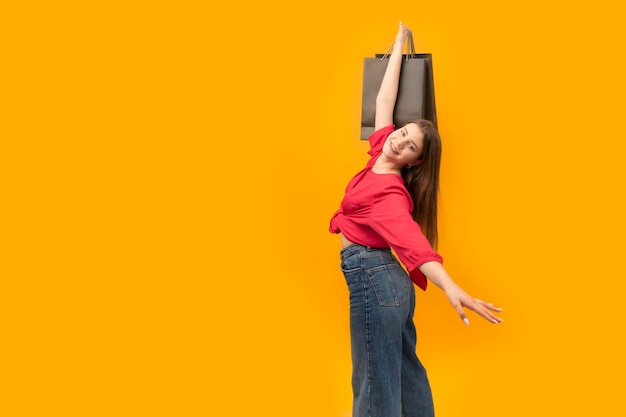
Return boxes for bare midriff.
[340,233,356,249]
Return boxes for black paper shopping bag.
[360,33,437,139]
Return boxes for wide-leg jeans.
[340,244,434,417]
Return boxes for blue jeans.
[340,244,434,417]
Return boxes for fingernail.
[463,318,470,326]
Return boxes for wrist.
[441,281,459,294]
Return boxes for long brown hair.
[401,119,442,249]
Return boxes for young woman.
[329,22,503,417]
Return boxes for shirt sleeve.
[368,125,395,156]
[369,185,443,291]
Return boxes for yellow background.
[2,0,626,416]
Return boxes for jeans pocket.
[365,264,410,307]
[340,253,362,288]
[340,253,361,274]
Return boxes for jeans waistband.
[340,243,391,260]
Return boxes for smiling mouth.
[390,142,399,154]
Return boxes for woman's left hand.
[444,284,503,325]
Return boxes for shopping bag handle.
[380,29,417,61]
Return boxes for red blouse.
[329,125,443,290]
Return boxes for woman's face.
[382,123,424,167]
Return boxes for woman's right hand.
[375,21,411,130]
[394,21,410,49]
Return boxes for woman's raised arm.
[375,22,410,131]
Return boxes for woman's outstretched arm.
[374,22,409,131]
[419,261,504,325]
